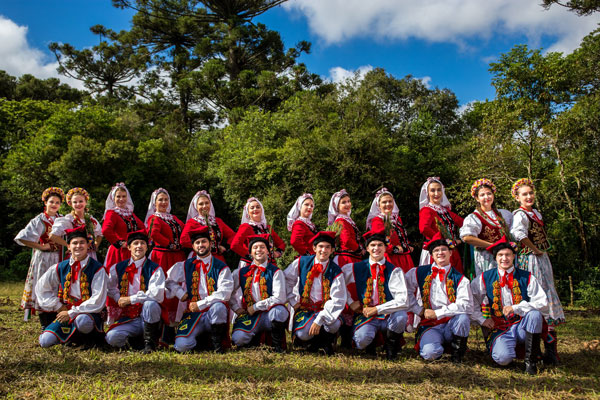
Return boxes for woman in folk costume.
[510,178,565,365]
[102,183,145,270]
[366,188,414,273]
[460,179,513,277]
[14,187,65,325]
[231,197,286,266]
[180,190,236,262]
[418,177,464,273]
[50,187,103,261]
[328,189,365,268]
[145,188,186,270]
[287,193,318,257]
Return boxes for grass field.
[1,281,599,399]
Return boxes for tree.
[541,0,600,15]
[49,25,149,100]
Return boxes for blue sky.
[1,0,599,105]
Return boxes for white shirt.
[460,209,513,239]
[405,263,474,319]
[341,257,409,315]
[230,260,287,313]
[35,255,108,319]
[165,254,233,312]
[107,256,165,305]
[470,266,549,325]
[284,257,347,326]
[511,208,543,242]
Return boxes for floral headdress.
[470,178,496,198]
[511,178,534,200]
[66,187,90,206]
[41,187,64,203]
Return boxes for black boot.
[319,330,336,356]
[450,335,468,363]
[340,324,353,350]
[142,321,161,354]
[365,340,377,356]
[270,321,286,353]
[524,331,541,375]
[385,331,403,361]
[543,331,559,366]
[39,312,57,330]
[210,323,228,354]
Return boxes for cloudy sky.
[1,0,599,104]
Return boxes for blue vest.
[184,256,228,299]
[297,255,342,303]
[482,268,531,305]
[238,262,280,298]
[114,258,161,294]
[57,257,104,299]
[352,259,396,305]
[416,264,464,297]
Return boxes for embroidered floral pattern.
[242,275,268,308]
[421,273,456,310]
[58,271,90,306]
[491,279,522,317]
[363,276,385,308]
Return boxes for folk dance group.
[14,177,565,374]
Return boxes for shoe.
[270,321,286,353]
[210,323,228,354]
[142,321,161,354]
[524,331,541,375]
[450,335,468,363]
[385,331,403,361]
[319,330,336,356]
[339,324,353,350]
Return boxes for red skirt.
[386,253,415,274]
[150,248,186,325]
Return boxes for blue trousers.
[295,316,342,342]
[419,314,470,360]
[174,302,228,352]
[354,311,407,350]
[105,301,162,348]
[232,305,289,347]
[39,314,95,348]
[490,310,543,366]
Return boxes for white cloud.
[0,15,84,89]
[283,0,600,54]
[327,64,373,83]
[417,76,432,89]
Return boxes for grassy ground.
[1,281,599,400]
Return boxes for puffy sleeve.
[338,219,359,252]
[133,213,145,231]
[35,264,62,311]
[499,209,513,231]
[147,216,171,247]
[419,208,438,240]
[231,223,254,257]
[283,258,301,307]
[270,227,286,252]
[290,221,311,255]
[102,211,124,247]
[180,219,198,249]
[14,214,45,245]
[315,269,346,326]
[510,210,530,242]
[376,267,409,315]
[50,215,73,237]
[459,212,482,239]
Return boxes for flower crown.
[470,178,496,198]
[66,187,90,205]
[511,178,534,200]
[42,187,64,203]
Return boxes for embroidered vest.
[390,215,410,251]
[416,264,463,307]
[482,268,530,308]
[114,258,161,293]
[352,259,395,305]
[184,257,228,299]
[520,210,550,251]
[297,255,341,309]
[56,258,103,306]
[336,217,365,257]
[473,211,503,243]
[238,262,279,302]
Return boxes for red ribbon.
[312,263,324,277]
[431,266,445,282]
[500,272,514,288]
[71,260,81,282]
[245,264,266,283]
[193,259,210,274]
[125,262,138,285]
[370,263,385,284]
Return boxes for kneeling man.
[106,230,165,353]
[284,231,346,355]
[342,229,408,360]
[406,232,473,362]
[230,234,288,353]
[166,226,233,353]
[471,236,548,374]
[36,226,107,348]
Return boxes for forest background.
[1,0,599,308]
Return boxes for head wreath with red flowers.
[41,187,65,203]
[470,178,496,198]
[66,187,90,206]
[511,178,534,200]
